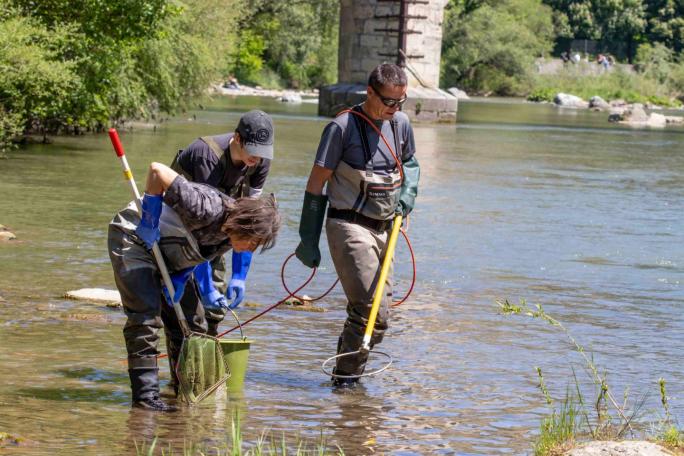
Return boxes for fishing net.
[175,333,230,404]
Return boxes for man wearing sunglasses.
[296,63,420,387]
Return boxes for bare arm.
[305,164,333,195]
[144,162,179,195]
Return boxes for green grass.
[135,416,344,456]
[534,392,580,456]
[527,67,682,107]
[499,298,671,455]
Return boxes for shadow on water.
[16,387,127,404]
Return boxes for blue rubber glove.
[135,193,163,249]
[162,267,196,307]
[226,251,252,309]
[194,261,229,311]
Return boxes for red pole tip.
[108,129,125,157]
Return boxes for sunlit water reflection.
[0,97,682,455]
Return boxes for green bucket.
[219,338,251,393]
[219,309,251,393]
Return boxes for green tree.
[230,0,339,89]
[0,11,80,144]
[542,0,647,60]
[1,0,242,141]
[644,0,684,53]
[441,0,554,95]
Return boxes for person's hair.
[221,194,281,252]
[368,63,408,91]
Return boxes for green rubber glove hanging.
[295,191,328,268]
[397,155,420,216]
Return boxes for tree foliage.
[0,0,241,149]
[441,0,555,95]
[229,0,339,89]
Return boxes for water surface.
[0,97,682,455]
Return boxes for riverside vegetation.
[498,299,684,455]
[3,0,684,154]
[135,414,344,456]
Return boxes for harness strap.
[351,106,374,177]
[390,119,402,167]
[200,135,257,198]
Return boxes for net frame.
[175,331,231,404]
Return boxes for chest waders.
[327,107,402,226]
[110,129,230,405]
[322,108,406,381]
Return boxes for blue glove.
[194,261,229,311]
[162,267,196,307]
[227,251,252,309]
[135,193,163,249]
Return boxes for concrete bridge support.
[319,0,457,122]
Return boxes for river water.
[0,97,682,455]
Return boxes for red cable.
[218,107,417,336]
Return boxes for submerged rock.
[565,440,671,456]
[280,91,302,103]
[0,224,16,241]
[665,115,684,124]
[621,104,649,122]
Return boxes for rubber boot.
[129,367,178,412]
[331,367,359,389]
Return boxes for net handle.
[108,128,191,337]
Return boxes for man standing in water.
[170,110,274,336]
[295,63,420,387]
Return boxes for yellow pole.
[361,214,403,353]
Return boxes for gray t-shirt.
[314,107,416,177]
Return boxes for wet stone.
[0,225,16,241]
[64,288,122,307]
[565,441,672,456]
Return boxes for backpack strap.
[390,118,402,168]
[200,135,227,160]
[351,105,374,177]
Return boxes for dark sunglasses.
[371,85,408,108]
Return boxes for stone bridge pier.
[319,0,457,122]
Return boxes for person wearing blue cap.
[170,110,275,337]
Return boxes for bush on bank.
[526,44,684,106]
[0,0,240,152]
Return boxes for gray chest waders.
[112,201,208,273]
[327,107,402,222]
[110,129,230,405]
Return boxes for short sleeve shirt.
[314,108,416,177]
[174,133,271,196]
